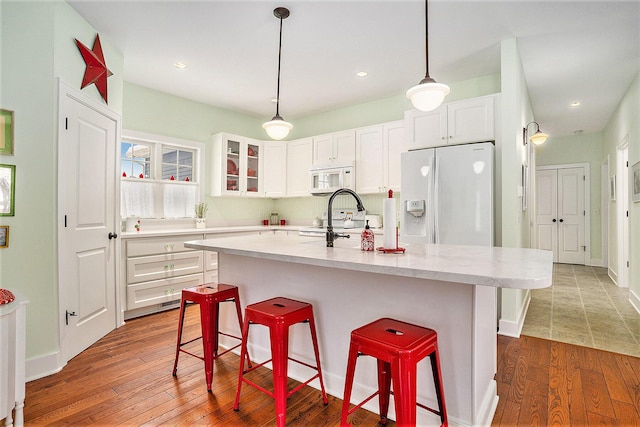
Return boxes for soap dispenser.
[361,220,375,251]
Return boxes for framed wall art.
[0,226,8,248]
[0,109,14,155]
[633,161,640,203]
[0,164,15,216]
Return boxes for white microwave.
[309,163,355,195]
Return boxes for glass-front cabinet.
[211,133,263,197]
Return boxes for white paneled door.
[58,82,120,363]
[536,167,586,264]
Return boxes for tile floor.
[521,264,640,358]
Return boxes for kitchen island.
[185,234,552,426]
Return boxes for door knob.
[552,219,556,222]
[108,232,118,239]
[559,219,564,223]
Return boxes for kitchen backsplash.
[203,193,398,227]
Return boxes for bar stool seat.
[341,317,448,426]
[172,284,248,392]
[233,297,328,427]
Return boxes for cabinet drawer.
[126,234,202,257]
[127,273,204,310]
[127,251,204,284]
[205,251,218,271]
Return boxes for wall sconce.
[523,121,549,146]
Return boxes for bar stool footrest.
[346,390,381,416]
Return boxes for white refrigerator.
[400,142,494,246]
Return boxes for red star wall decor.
[75,34,113,104]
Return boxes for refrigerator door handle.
[433,154,439,244]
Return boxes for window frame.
[120,129,205,219]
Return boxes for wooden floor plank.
[16,308,640,427]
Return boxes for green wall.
[123,74,501,227]
[0,0,124,364]
[498,38,535,335]
[603,73,639,300]
[290,74,500,139]
[536,132,604,261]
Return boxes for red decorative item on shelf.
[139,173,144,178]
[74,34,113,104]
[170,175,175,180]
[185,177,190,182]
[0,288,15,305]
[122,171,127,177]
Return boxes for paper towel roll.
[383,198,396,249]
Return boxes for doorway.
[535,163,590,265]
[57,80,121,363]
[616,139,630,287]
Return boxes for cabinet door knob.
[559,219,564,223]
[108,232,118,240]
[552,219,556,222]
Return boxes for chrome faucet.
[326,188,365,247]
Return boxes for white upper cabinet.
[355,121,406,194]
[384,121,406,192]
[405,94,496,150]
[263,141,287,198]
[313,130,356,165]
[211,133,263,197]
[286,138,313,197]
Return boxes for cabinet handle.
[164,243,175,250]
[441,137,446,140]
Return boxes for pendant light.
[263,7,293,140]
[406,0,450,112]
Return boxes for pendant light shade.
[263,7,292,140]
[407,0,449,112]
[263,116,293,140]
[529,130,549,145]
[524,121,549,145]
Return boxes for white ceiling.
[67,0,639,138]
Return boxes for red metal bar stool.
[233,297,329,427]
[341,318,448,427]
[172,284,249,392]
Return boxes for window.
[121,142,151,178]
[120,130,204,219]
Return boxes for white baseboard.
[608,268,618,285]
[26,351,64,382]
[498,292,531,338]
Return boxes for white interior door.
[536,169,558,262]
[536,166,586,264]
[557,167,586,264]
[58,83,120,363]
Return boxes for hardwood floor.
[492,334,640,427]
[22,305,640,426]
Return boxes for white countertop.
[120,225,383,239]
[120,225,299,238]
[185,234,553,290]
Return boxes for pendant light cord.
[275,14,284,119]
[424,0,430,80]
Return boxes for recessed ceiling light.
[174,62,187,69]
[570,101,581,107]
[356,71,368,77]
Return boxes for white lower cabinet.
[126,273,204,310]
[123,233,217,317]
